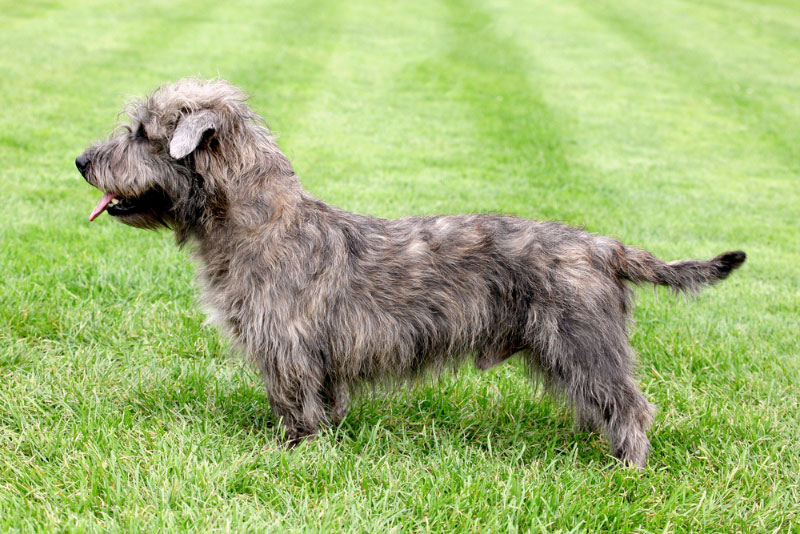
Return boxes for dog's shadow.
[332,387,611,467]
[129,365,612,468]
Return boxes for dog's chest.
[196,254,301,343]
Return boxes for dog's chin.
[110,208,170,229]
[101,187,172,229]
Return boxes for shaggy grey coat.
[77,79,745,468]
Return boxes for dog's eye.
[135,123,149,140]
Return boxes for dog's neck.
[184,144,316,260]
[176,125,311,236]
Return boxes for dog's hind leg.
[528,319,654,468]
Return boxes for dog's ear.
[170,110,218,159]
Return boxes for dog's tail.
[611,245,746,293]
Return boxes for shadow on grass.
[126,363,613,468]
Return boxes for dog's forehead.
[151,79,250,115]
[120,79,255,133]
[125,100,156,125]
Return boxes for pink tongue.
[89,192,116,222]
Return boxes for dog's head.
[77,78,281,239]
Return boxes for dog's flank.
[76,78,746,468]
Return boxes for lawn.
[1,0,798,531]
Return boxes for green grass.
[1,0,798,531]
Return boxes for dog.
[76,78,745,468]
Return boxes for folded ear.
[169,110,218,159]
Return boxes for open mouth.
[89,192,117,221]
[88,188,170,223]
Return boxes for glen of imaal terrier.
[77,79,745,468]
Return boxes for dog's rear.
[531,237,746,467]
[483,225,746,468]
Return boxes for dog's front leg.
[258,346,329,447]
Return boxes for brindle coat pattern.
[77,79,745,468]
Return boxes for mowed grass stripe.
[578,0,800,172]
[275,0,498,215]
[700,0,800,50]
[284,0,588,224]
[489,0,791,244]
[431,0,585,220]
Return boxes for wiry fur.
[77,79,746,468]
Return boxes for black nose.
[75,154,90,177]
